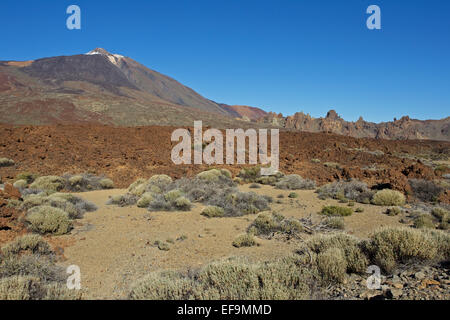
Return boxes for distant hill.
[257,110,450,141]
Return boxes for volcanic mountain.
[0,48,448,140]
[0,48,257,127]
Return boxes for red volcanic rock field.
[0,124,448,194]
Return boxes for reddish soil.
[0,124,448,195]
[0,184,27,245]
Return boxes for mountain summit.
[0,49,448,140]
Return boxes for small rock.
[393,283,404,289]
[414,271,426,280]
[386,288,403,299]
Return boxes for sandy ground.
[59,185,404,299]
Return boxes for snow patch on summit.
[86,48,124,66]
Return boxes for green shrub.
[275,174,316,190]
[174,197,192,211]
[16,172,39,184]
[311,159,321,163]
[30,176,65,194]
[0,158,14,167]
[99,178,114,189]
[288,192,299,199]
[201,206,224,218]
[249,183,261,189]
[149,174,172,185]
[413,214,435,229]
[25,206,72,235]
[196,169,226,182]
[164,189,183,202]
[232,234,256,248]
[355,207,364,213]
[323,217,345,230]
[13,179,28,189]
[320,206,353,217]
[137,192,154,208]
[128,178,148,196]
[372,189,405,206]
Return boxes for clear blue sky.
[1,0,449,122]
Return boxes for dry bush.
[25,206,72,235]
[372,189,405,206]
[0,255,64,282]
[0,158,14,167]
[232,234,256,248]
[107,194,139,207]
[432,207,449,222]
[148,191,192,212]
[316,247,347,283]
[386,207,401,216]
[30,176,65,194]
[250,212,302,237]
[137,192,154,208]
[99,178,114,189]
[249,183,261,189]
[0,276,80,300]
[63,173,114,192]
[317,180,374,203]
[197,169,231,182]
[129,256,317,300]
[237,166,262,182]
[16,172,39,184]
[323,217,345,230]
[409,179,443,202]
[1,234,52,258]
[21,193,96,219]
[275,174,316,190]
[201,206,224,218]
[13,179,28,190]
[307,233,368,275]
[323,162,341,169]
[413,214,435,229]
[364,227,448,273]
[320,206,353,217]
[206,191,271,217]
[288,192,299,198]
[0,235,80,300]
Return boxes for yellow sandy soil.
[59,185,404,299]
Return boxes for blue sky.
[1,0,449,122]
